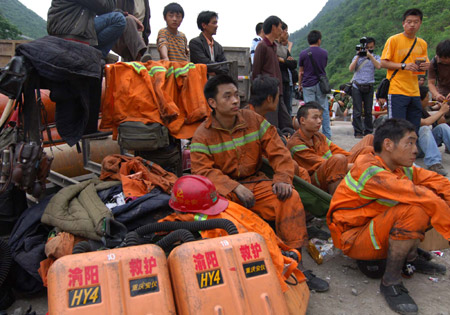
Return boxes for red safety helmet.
[169,175,229,215]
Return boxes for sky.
[19,0,328,47]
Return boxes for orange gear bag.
[168,232,290,315]
[47,245,175,315]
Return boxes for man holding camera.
[349,37,381,138]
[380,8,429,131]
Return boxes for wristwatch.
[401,63,406,70]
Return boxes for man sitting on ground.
[418,85,450,176]
[189,11,228,76]
[287,102,373,195]
[327,118,449,315]
[331,85,353,122]
[156,2,188,61]
[190,74,329,292]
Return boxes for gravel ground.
[304,120,450,315]
[5,120,450,315]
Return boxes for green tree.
[0,13,21,39]
[290,0,450,88]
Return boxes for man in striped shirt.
[156,2,188,61]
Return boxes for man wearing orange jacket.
[162,175,307,293]
[287,101,373,194]
[190,74,328,292]
[327,118,449,314]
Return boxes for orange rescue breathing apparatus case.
[168,232,290,315]
[47,244,176,315]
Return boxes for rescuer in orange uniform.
[327,118,449,314]
[162,175,307,292]
[287,101,373,194]
[190,74,329,292]
[244,75,310,183]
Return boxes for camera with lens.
[356,37,368,57]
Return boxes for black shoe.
[303,270,329,292]
[380,282,418,315]
[407,255,447,275]
[417,248,432,261]
[307,226,331,240]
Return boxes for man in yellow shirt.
[381,8,429,131]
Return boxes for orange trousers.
[313,135,374,191]
[341,204,429,260]
[230,180,307,249]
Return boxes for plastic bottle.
[307,238,336,265]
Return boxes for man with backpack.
[349,37,381,138]
[298,30,331,139]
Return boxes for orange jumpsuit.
[287,129,373,192]
[160,200,306,292]
[327,153,450,260]
[101,60,209,139]
[244,104,311,183]
[190,109,307,249]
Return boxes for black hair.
[297,101,323,121]
[339,84,347,91]
[402,8,423,22]
[366,37,376,45]
[204,74,238,101]
[373,119,416,153]
[263,16,281,35]
[419,85,429,101]
[255,22,263,35]
[196,11,218,31]
[281,21,288,31]
[163,2,184,19]
[436,39,450,58]
[248,75,279,107]
[307,30,322,45]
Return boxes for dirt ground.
[304,120,450,315]
[5,120,450,315]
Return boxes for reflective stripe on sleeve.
[369,220,380,250]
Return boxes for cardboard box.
[419,228,449,251]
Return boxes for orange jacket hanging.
[101,61,210,139]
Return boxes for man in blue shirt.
[349,37,381,138]
[299,30,331,139]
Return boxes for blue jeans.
[388,94,422,132]
[418,124,450,167]
[303,83,331,139]
[94,12,126,57]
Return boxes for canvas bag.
[376,38,417,99]
[308,49,331,94]
[118,121,170,151]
